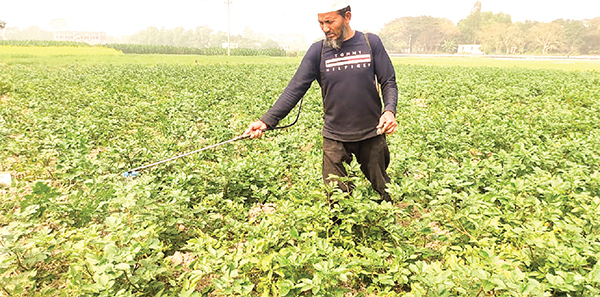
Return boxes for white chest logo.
[325,51,372,72]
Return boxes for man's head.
[318,3,353,50]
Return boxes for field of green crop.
[1,50,600,296]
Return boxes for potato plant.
[1,58,600,296]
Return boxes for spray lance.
[122,134,250,178]
[122,98,304,178]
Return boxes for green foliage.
[104,43,289,56]
[1,58,600,296]
[441,40,457,54]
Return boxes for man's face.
[318,11,350,50]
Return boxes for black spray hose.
[269,96,304,131]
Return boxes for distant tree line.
[125,26,282,49]
[2,26,55,41]
[0,23,300,51]
[379,1,600,55]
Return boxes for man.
[244,0,398,202]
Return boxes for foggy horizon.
[3,0,600,46]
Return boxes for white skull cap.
[317,0,350,14]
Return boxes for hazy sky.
[3,0,600,41]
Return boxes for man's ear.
[345,11,352,22]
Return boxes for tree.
[380,16,458,53]
[379,18,409,52]
[457,1,483,44]
[583,18,600,54]
[459,3,516,46]
[503,25,526,54]
[410,17,446,52]
[261,39,279,49]
[528,22,563,54]
[554,19,586,57]
[439,17,460,39]
[180,29,196,48]
[4,26,54,40]
[193,26,214,48]
[478,23,504,54]
[478,23,523,54]
[480,11,512,26]
[513,21,538,53]
[209,31,228,48]
[240,27,267,48]
[168,27,186,46]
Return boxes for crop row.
[0,40,292,56]
[104,44,290,57]
[0,40,96,47]
[1,62,600,296]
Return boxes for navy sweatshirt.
[260,31,398,142]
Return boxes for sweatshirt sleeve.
[259,42,322,128]
[369,34,398,115]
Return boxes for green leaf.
[546,273,565,286]
[278,280,294,296]
[115,263,130,270]
[377,274,396,286]
[589,261,600,283]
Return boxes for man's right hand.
[244,120,268,139]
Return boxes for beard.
[325,24,349,51]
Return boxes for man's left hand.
[376,110,397,135]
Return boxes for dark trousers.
[322,135,391,202]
